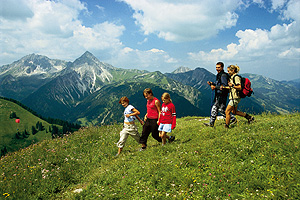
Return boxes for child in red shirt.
[158,92,176,145]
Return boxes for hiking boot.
[230,118,237,125]
[169,136,175,142]
[248,116,255,124]
[203,123,214,127]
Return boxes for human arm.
[171,104,176,130]
[136,115,144,125]
[126,107,144,125]
[228,82,242,90]
[155,99,161,124]
[125,108,140,118]
[222,83,241,90]
[207,81,216,90]
[228,75,242,90]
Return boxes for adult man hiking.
[204,62,236,127]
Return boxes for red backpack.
[233,75,253,98]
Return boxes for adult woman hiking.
[223,65,255,128]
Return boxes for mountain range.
[1,51,299,125]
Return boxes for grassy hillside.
[0,99,58,156]
[1,113,299,199]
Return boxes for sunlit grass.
[1,113,299,199]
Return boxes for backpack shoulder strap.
[232,74,240,85]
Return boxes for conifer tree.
[24,129,30,136]
[32,126,38,135]
[15,131,23,139]
[9,111,17,119]
[52,125,59,138]
[37,122,44,131]
[63,124,67,135]
[22,131,29,138]
[0,146,8,157]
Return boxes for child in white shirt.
[116,96,143,156]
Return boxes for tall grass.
[1,113,299,199]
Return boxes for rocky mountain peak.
[72,51,100,66]
[0,53,68,78]
[81,51,95,58]
[70,51,113,91]
[172,66,192,74]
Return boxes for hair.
[119,96,129,104]
[228,64,240,73]
[216,62,224,68]
[161,92,172,102]
[143,88,153,97]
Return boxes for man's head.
[216,62,224,73]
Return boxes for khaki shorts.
[228,98,241,107]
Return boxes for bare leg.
[225,105,235,126]
[116,147,123,156]
[226,104,248,127]
[161,131,167,145]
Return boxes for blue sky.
[0,0,299,81]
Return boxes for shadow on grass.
[175,138,192,144]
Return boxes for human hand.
[139,119,144,125]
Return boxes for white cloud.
[271,0,287,10]
[282,0,300,21]
[0,0,33,20]
[109,47,178,72]
[188,0,300,80]
[96,5,105,12]
[252,0,265,7]
[73,22,125,49]
[148,48,165,53]
[188,27,274,62]
[278,47,300,59]
[188,21,299,62]
[120,0,241,42]
[0,0,125,64]
[270,0,300,21]
[137,38,148,45]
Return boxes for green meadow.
[0,99,54,156]
[1,113,299,199]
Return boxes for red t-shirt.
[147,97,160,119]
[159,102,176,129]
